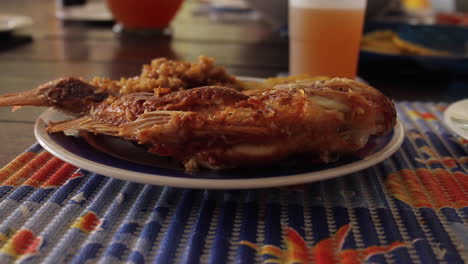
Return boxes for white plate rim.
[443,98,468,140]
[35,107,404,189]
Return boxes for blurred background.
[1,0,468,102]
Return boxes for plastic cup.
[289,0,367,78]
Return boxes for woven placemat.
[0,102,466,264]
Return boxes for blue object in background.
[361,23,468,74]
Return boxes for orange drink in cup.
[289,0,367,79]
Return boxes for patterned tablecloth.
[0,102,466,264]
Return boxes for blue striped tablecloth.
[0,102,466,264]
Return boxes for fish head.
[0,77,109,115]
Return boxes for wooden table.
[0,0,467,166]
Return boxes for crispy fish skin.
[46,78,396,171]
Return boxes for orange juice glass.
[289,0,367,79]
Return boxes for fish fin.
[119,110,199,138]
[120,110,270,139]
[193,125,270,137]
[12,106,23,112]
[47,116,119,136]
[0,91,48,107]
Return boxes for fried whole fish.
[0,78,396,171]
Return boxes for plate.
[360,23,468,74]
[443,98,468,140]
[35,107,404,189]
[55,2,113,22]
[0,14,32,32]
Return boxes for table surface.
[0,0,467,166]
